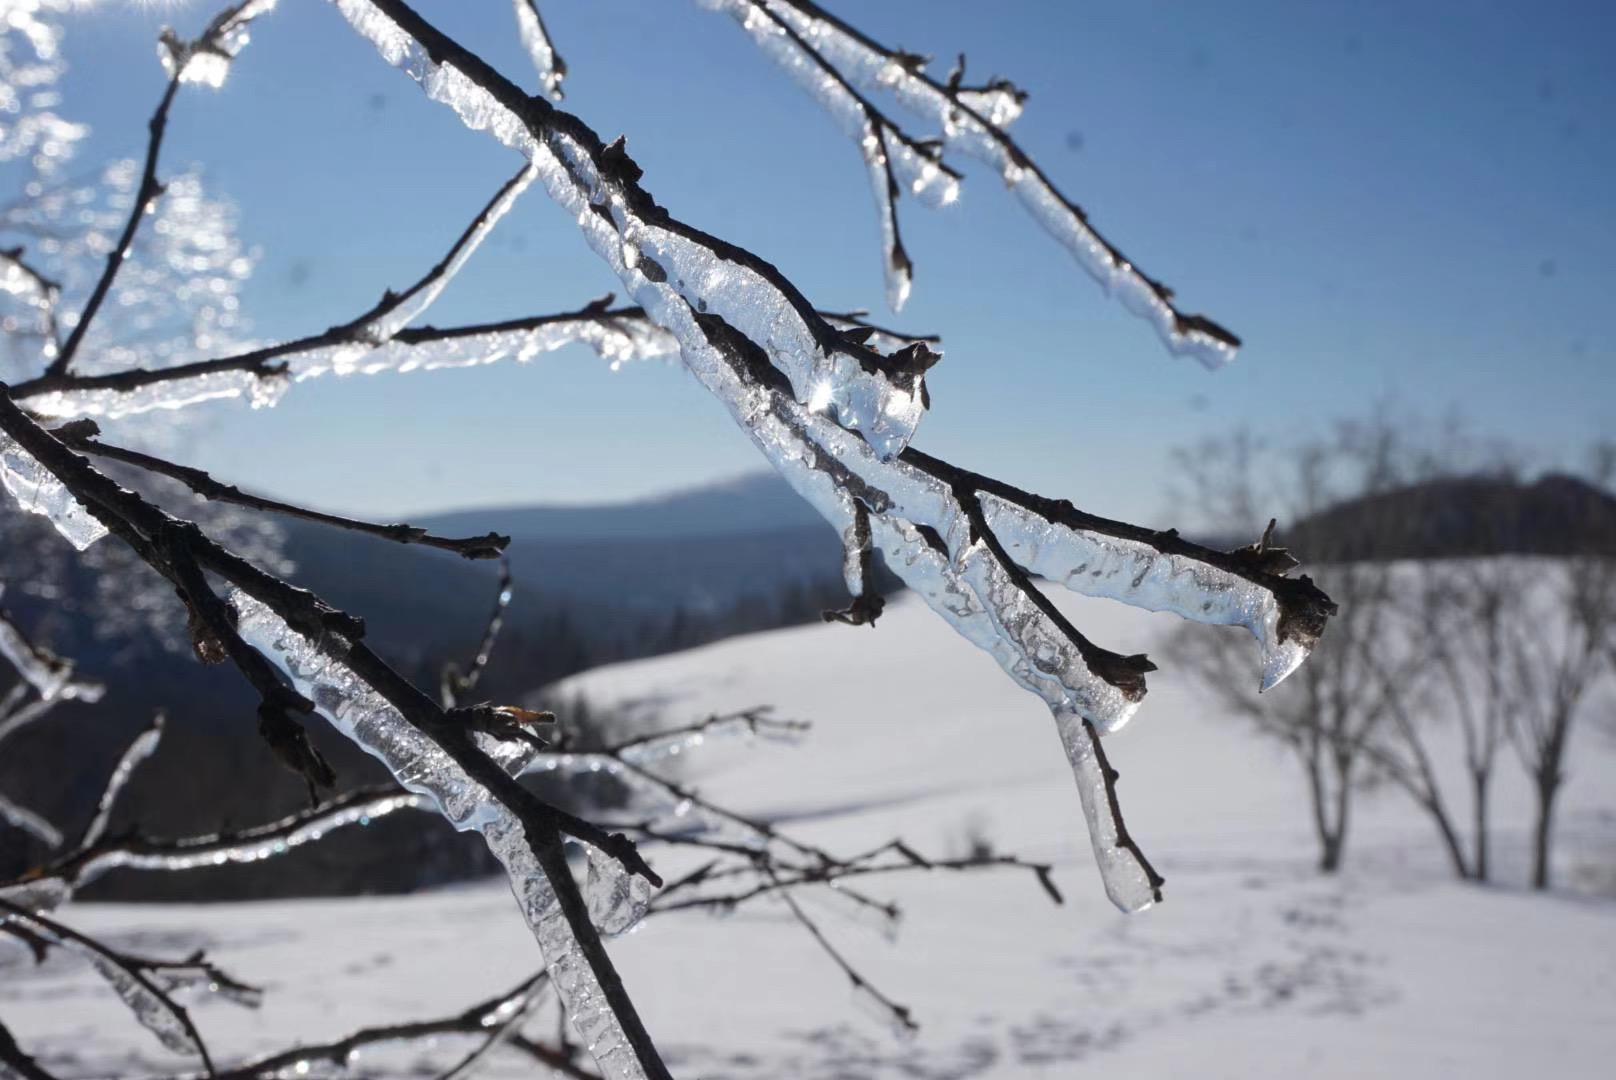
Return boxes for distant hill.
[279,470,845,670]
[1283,473,1616,562]
[416,471,824,541]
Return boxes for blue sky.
[50,1,1616,525]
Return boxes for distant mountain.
[279,470,845,665]
[1,471,857,902]
[416,471,824,542]
[1283,473,1616,562]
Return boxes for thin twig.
[60,423,508,560]
[47,76,182,377]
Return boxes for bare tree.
[0,2,1341,1077]
[1165,432,1400,873]
[1506,448,1616,889]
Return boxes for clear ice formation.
[325,0,1317,921]
[0,432,108,550]
[706,0,959,312]
[0,791,60,847]
[230,588,649,1080]
[513,0,566,101]
[352,164,538,345]
[741,0,1238,370]
[333,0,928,460]
[585,844,652,936]
[158,0,281,89]
[19,314,681,422]
[0,909,207,1060]
[78,716,165,851]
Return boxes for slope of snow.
[4,592,1615,1078]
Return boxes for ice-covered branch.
[0,899,224,1075]
[74,712,164,853]
[0,603,101,707]
[822,498,883,625]
[0,391,674,1080]
[330,0,933,459]
[321,0,1335,914]
[752,0,1240,367]
[8,302,933,422]
[43,74,178,378]
[39,0,279,378]
[0,793,60,848]
[337,163,537,345]
[158,1,282,90]
[441,557,512,707]
[57,422,509,560]
[710,0,961,311]
[149,973,594,1080]
[7,786,428,913]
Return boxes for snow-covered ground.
[5,592,1616,1078]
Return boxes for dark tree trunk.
[1471,768,1491,883]
[1532,775,1559,890]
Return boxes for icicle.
[1054,710,1159,913]
[585,844,651,936]
[0,432,107,550]
[512,0,567,101]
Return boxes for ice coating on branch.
[1055,711,1159,913]
[976,491,1311,690]
[18,313,677,421]
[2,912,209,1060]
[585,844,651,936]
[714,0,958,312]
[352,165,538,344]
[512,0,566,101]
[0,607,68,700]
[752,0,1238,369]
[0,431,107,549]
[0,791,59,847]
[955,84,1025,128]
[326,0,1319,911]
[158,0,281,90]
[331,0,929,459]
[18,368,289,420]
[294,317,678,381]
[78,716,164,850]
[82,953,205,1057]
[229,589,648,1080]
[58,791,427,900]
[0,876,68,913]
